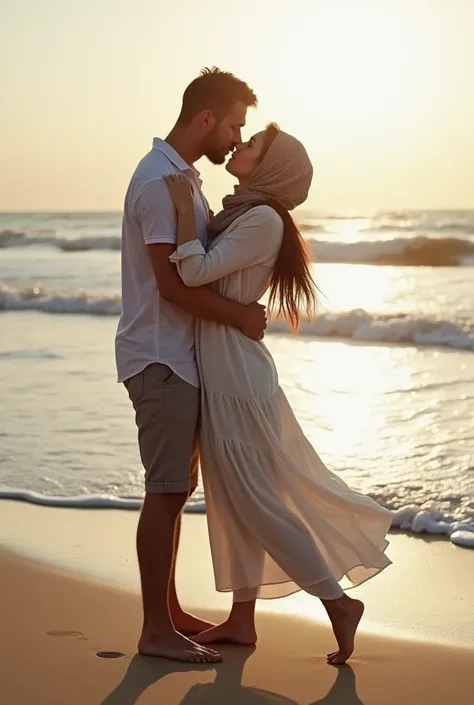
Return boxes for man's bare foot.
[324,597,364,665]
[138,629,221,663]
[193,620,257,646]
[170,609,215,636]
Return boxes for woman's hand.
[164,174,194,215]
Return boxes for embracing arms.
[164,174,283,287]
[136,178,267,339]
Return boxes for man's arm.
[135,178,266,339]
[147,244,266,339]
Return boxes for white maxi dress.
[170,205,392,601]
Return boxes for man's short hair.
[177,67,257,124]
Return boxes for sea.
[1,210,473,547]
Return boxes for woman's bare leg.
[321,594,365,665]
[194,596,258,645]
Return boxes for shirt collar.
[152,138,201,181]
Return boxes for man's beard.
[205,150,227,165]
[202,127,229,165]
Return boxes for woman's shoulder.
[235,205,284,236]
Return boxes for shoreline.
[1,500,473,649]
[1,492,473,546]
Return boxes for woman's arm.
[173,208,283,286]
[165,176,284,287]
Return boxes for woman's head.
[226,123,279,183]
[226,123,313,210]
[210,124,316,330]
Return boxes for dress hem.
[213,542,392,600]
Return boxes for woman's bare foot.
[324,596,364,665]
[193,619,257,646]
[138,629,221,663]
[170,608,215,636]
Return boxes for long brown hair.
[258,124,316,330]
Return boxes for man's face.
[203,101,248,165]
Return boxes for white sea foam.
[1,489,473,547]
[2,284,473,350]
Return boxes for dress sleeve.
[169,206,284,287]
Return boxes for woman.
[165,124,392,665]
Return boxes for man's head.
[176,67,257,165]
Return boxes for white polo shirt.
[115,138,209,387]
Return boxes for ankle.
[142,619,175,638]
[322,595,346,612]
[168,600,183,615]
[228,611,256,631]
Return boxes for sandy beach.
[1,501,473,705]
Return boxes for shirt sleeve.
[169,206,284,287]
[133,179,177,246]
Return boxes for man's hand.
[239,302,267,340]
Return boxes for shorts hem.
[117,362,200,388]
[145,480,194,494]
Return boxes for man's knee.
[142,491,188,518]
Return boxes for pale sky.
[1,0,473,213]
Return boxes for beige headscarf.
[208,130,313,237]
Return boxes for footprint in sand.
[47,629,86,640]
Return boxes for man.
[115,67,264,663]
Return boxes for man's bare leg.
[168,512,215,635]
[136,492,220,663]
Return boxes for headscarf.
[208,130,313,237]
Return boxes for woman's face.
[225,130,267,182]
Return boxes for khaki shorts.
[124,363,199,494]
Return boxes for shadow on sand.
[101,645,365,705]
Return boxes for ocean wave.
[310,236,474,266]
[2,284,473,350]
[299,223,326,233]
[0,284,122,315]
[3,228,473,266]
[1,488,473,546]
[58,235,121,251]
[0,229,121,251]
[269,311,474,350]
[0,230,46,248]
[359,223,474,235]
